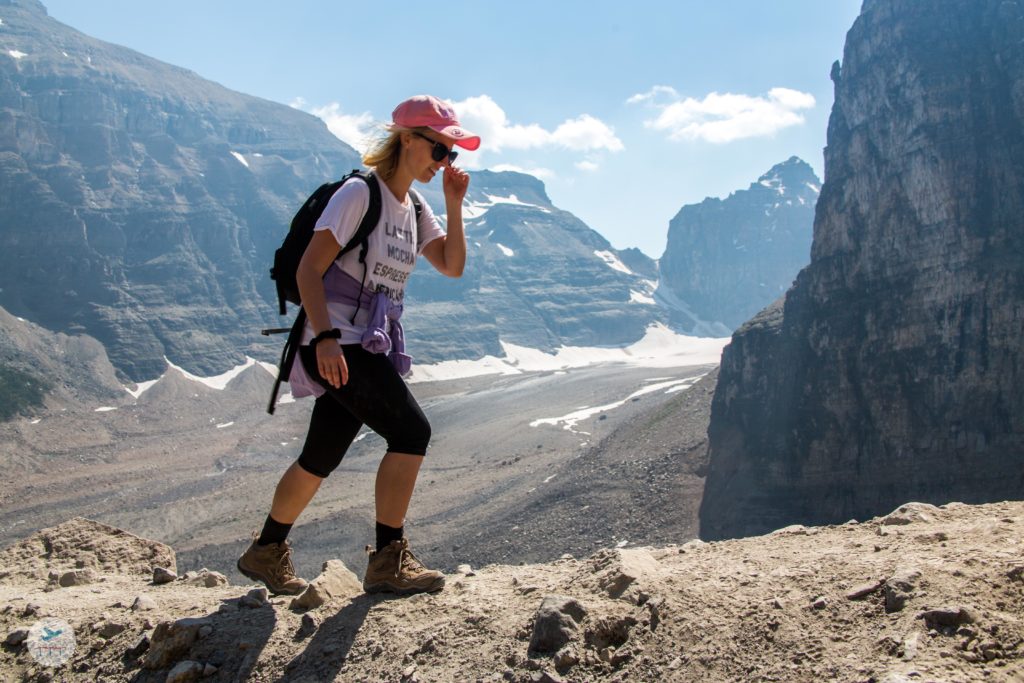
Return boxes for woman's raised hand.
[443,165,470,205]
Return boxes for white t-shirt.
[300,177,445,345]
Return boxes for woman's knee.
[386,414,431,456]
[296,452,340,479]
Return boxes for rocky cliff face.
[0,0,362,380]
[658,157,818,332]
[700,0,1024,540]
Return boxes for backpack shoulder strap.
[408,187,423,251]
[409,187,423,224]
[336,170,383,263]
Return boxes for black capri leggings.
[295,344,431,478]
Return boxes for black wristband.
[310,328,341,347]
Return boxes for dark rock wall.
[700,0,1024,540]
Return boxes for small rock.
[1006,565,1023,582]
[23,603,41,617]
[772,597,785,609]
[559,554,574,561]
[152,567,177,584]
[531,671,565,683]
[884,568,922,613]
[5,628,28,646]
[58,568,97,587]
[919,606,976,627]
[198,625,214,639]
[203,663,218,677]
[529,595,588,653]
[518,584,541,595]
[143,617,212,669]
[771,524,809,536]
[166,660,203,683]
[180,569,227,587]
[881,502,941,526]
[457,564,475,576]
[553,646,579,669]
[96,620,127,639]
[402,664,417,677]
[811,597,828,610]
[290,559,361,610]
[297,613,319,639]
[125,632,150,659]
[846,579,884,600]
[132,595,158,611]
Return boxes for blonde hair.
[362,125,435,180]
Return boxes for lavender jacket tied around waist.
[288,266,412,399]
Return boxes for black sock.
[257,515,293,546]
[376,522,404,551]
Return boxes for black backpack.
[264,170,422,414]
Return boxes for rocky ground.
[1,502,1022,682]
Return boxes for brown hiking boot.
[237,533,308,596]
[363,538,445,595]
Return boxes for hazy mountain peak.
[0,0,47,15]
[754,156,820,195]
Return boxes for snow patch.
[806,182,820,193]
[94,406,117,412]
[409,323,728,383]
[164,356,263,390]
[8,50,26,60]
[277,392,296,404]
[124,377,161,399]
[594,250,633,275]
[464,193,549,219]
[759,175,786,195]
[496,243,515,257]
[530,376,702,433]
[630,290,656,305]
[216,421,234,429]
[29,418,41,425]
[230,151,249,168]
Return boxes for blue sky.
[43,0,862,258]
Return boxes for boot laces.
[272,544,295,580]
[397,546,426,578]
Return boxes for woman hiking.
[238,94,479,596]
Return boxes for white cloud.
[489,163,555,180]
[575,160,600,172]
[626,85,679,105]
[291,98,377,152]
[629,86,815,144]
[451,95,623,154]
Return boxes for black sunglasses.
[413,131,458,164]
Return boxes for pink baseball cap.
[392,95,481,151]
